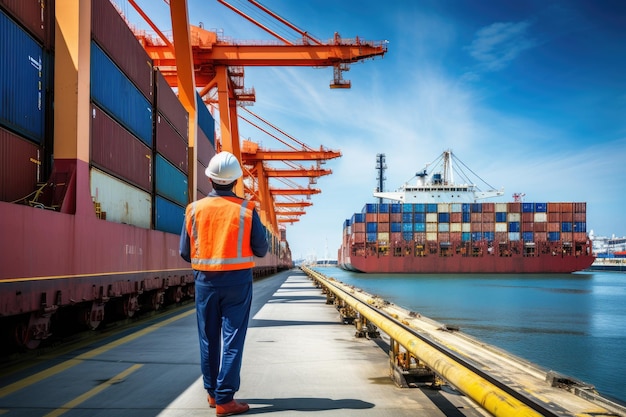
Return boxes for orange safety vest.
[185,196,256,271]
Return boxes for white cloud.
[467,21,536,72]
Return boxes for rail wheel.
[123,295,140,318]
[14,320,40,350]
[82,302,106,330]
[13,312,53,350]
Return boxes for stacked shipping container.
[346,202,588,247]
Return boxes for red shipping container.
[0,126,40,201]
[450,212,462,223]
[156,113,188,173]
[390,213,402,222]
[482,212,495,223]
[155,69,189,138]
[522,212,534,222]
[561,202,574,213]
[90,104,151,191]
[534,222,547,232]
[574,202,586,213]
[91,0,154,102]
[482,202,494,213]
[378,222,390,232]
[471,222,482,232]
[508,202,521,212]
[573,232,588,241]
[573,213,586,222]
[353,232,366,243]
[562,212,573,222]
[471,213,482,222]
[548,222,560,232]
[378,213,390,223]
[197,128,216,167]
[0,0,54,47]
[548,212,561,222]
[365,213,377,222]
[352,222,366,233]
[196,161,211,197]
[450,232,462,242]
[522,222,534,232]
[391,232,403,243]
[535,232,547,241]
[495,232,509,242]
[482,222,495,232]
[547,202,560,213]
[438,232,450,242]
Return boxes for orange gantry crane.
[128,0,387,235]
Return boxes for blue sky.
[117,0,626,261]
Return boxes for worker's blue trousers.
[194,279,252,405]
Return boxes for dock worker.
[180,151,268,416]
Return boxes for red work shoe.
[216,400,250,416]
[207,395,216,408]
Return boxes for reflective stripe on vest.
[186,196,255,271]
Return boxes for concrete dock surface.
[158,269,486,417]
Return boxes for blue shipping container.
[562,222,573,232]
[462,232,471,241]
[391,222,402,232]
[573,222,586,232]
[484,232,495,241]
[402,204,413,212]
[414,213,426,223]
[402,232,413,241]
[522,203,534,213]
[438,212,450,223]
[462,212,471,223]
[522,232,534,241]
[414,204,425,212]
[426,203,438,213]
[91,42,153,146]
[471,203,482,213]
[364,203,377,213]
[155,195,185,234]
[366,232,377,242]
[535,203,547,212]
[155,154,188,206]
[352,213,365,223]
[402,223,413,232]
[548,232,561,241]
[391,204,401,213]
[462,203,470,213]
[509,222,520,232]
[366,222,377,233]
[414,223,426,232]
[196,91,215,146]
[0,10,46,143]
[402,213,412,223]
[495,212,507,222]
[379,203,389,213]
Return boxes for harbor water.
[313,267,626,404]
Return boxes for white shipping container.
[90,168,151,229]
[426,232,438,241]
[509,232,520,241]
[450,223,462,232]
[495,222,508,232]
[437,203,450,213]
[495,203,508,212]
[534,212,547,222]
[426,222,438,232]
[426,213,438,223]
[462,223,471,232]
[438,223,450,232]
[451,203,462,213]
[507,213,521,222]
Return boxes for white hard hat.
[205,151,243,185]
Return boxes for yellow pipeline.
[302,266,542,417]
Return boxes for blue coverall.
[179,189,269,405]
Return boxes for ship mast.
[375,153,386,204]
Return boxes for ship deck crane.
[128,0,386,234]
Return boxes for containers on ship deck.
[0,0,55,48]
[346,201,588,247]
[0,126,41,202]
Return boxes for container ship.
[0,0,291,350]
[338,150,594,273]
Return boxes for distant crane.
[513,193,526,202]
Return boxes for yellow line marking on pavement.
[0,308,195,398]
[42,364,143,417]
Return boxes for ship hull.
[343,250,595,274]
